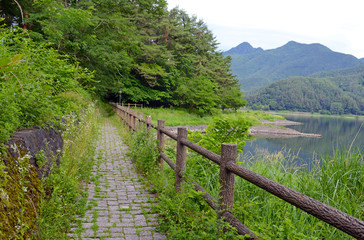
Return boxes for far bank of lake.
[243,114,364,166]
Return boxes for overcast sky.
[167,0,364,58]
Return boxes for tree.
[330,102,344,115]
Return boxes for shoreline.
[249,119,322,138]
[164,119,322,138]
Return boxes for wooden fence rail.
[120,103,143,108]
[111,103,364,239]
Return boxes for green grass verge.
[136,107,284,126]
[37,101,102,239]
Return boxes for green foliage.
[38,101,99,239]
[27,0,245,113]
[189,117,252,154]
[0,27,94,144]
[122,121,245,239]
[127,129,160,176]
[247,65,364,115]
[232,149,363,239]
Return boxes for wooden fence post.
[175,128,188,192]
[138,113,143,131]
[132,110,137,131]
[129,109,133,131]
[128,109,132,130]
[218,144,237,223]
[122,108,125,125]
[145,116,152,136]
[157,120,165,169]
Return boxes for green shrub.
[0,27,94,144]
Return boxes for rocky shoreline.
[164,119,322,138]
[249,119,322,138]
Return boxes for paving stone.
[68,121,166,239]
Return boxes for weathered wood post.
[145,115,152,136]
[121,107,125,125]
[138,113,143,131]
[130,109,133,131]
[218,144,237,224]
[157,120,165,169]
[126,108,131,130]
[175,128,188,192]
[132,110,137,131]
[129,109,133,131]
[128,109,132,130]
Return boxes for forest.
[246,64,364,115]
[0,0,245,144]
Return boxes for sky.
[167,0,364,58]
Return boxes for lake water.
[243,114,364,166]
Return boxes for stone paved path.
[70,120,167,240]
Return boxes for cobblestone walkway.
[70,120,166,240]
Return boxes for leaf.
[0,57,11,68]
[11,54,23,64]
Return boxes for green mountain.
[246,64,364,115]
[224,42,263,55]
[224,41,362,92]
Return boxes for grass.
[136,107,284,126]
[231,149,363,239]
[37,101,102,239]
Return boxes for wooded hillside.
[1,0,245,115]
[246,64,364,115]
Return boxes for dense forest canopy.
[1,0,245,115]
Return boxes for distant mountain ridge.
[224,41,362,92]
[224,42,263,55]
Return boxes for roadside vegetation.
[38,102,101,239]
[122,108,363,239]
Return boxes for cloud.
[167,0,364,58]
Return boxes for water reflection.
[243,115,364,165]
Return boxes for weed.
[37,102,100,239]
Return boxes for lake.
[243,114,364,166]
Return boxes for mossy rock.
[0,127,63,239]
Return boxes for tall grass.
[38,102,101,239]
[187,148,363,239]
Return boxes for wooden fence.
[119,103,143,109]
[111,103,364,239]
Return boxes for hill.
[224,41,362,92]
[246,64,364,115]
[223,42,263,55]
